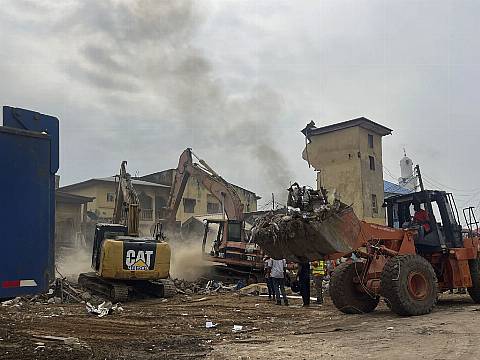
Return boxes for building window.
[207,202,221,214]
[138,191,153,210]
[368,134,374,148]
[371,194,378,214]
[369,156,375,171]
[183,198,196,213]
[106,192,115,202]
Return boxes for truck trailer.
[0,106,58,299]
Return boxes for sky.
[1,0,480,211]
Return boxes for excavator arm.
[113,161,140,236]
[166,148,244,228]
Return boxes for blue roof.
[384,180,412,195]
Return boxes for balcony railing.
[140,209,153,221]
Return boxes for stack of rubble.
[173,278,235,295]
[1,277,105,307]
[173,279,208,295]
[252,183,361,262]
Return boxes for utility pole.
[415,164,425,191]
[272,193,275,210]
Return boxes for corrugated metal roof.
[56,190,94,203]
[60,176,170,191]
[384,180,412,195]
[96,176,170,187]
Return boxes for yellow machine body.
[98,238,171,280]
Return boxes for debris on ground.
[1,297,22,307]
[173,278,237,296]
[206,321,218,328]
[173,278,208,295]
[32,335,82,345]
[238,283,269,296]
[0,291,477,359]
[86,301,123,317]
[252,183,361,261]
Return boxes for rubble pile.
[173,278,209,295]
[1,277,106,307]
[173,278,236,295]
[252,183,362,261]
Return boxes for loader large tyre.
[381,254,438,316]
[329,262,379,314]
[467,258,480,303]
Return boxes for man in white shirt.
[266,258,288,306]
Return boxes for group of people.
[263,256,326,307]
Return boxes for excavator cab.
[202,219,263,270]
[385,190,463,252]
[91,223,128,271]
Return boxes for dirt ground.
[1,292,479,360]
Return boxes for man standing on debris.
[298,261,311,307]
[266,258,288,306]
[264,256,275,301]
[312,260,325,304]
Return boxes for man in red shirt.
[413,202,431,239]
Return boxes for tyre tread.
[468,258,480,303]
[329,262,379,314]
[380,254,437,316]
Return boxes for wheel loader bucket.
[252,206,362,262]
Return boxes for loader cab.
[91,223,128,271]
[385,190,463,252]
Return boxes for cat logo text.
[125,250,154,271]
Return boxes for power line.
[421,172,480,194]
[382,165,398,182]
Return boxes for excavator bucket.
[251,184,362,262]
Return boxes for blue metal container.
[0,106,58,298]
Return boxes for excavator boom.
[113,161,140,236]
[166,148,244,228]
[165,148,263,279]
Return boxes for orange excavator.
[165,148,263,280]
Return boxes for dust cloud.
[169,240,210,282]
[56,246,92,283]
[55,240,211,283]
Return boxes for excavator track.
[132,278,176,298]
[78,272,131,302]
[110,284,129,302]
[158,279,176,298]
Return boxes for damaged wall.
[301,118,390,225]
[140,169,259,224]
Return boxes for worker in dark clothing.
[298,261,311,307]
[263,256,275,301]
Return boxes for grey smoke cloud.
[54,0,294,200]
[2,0,480,211]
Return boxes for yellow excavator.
[78,161,174,301]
